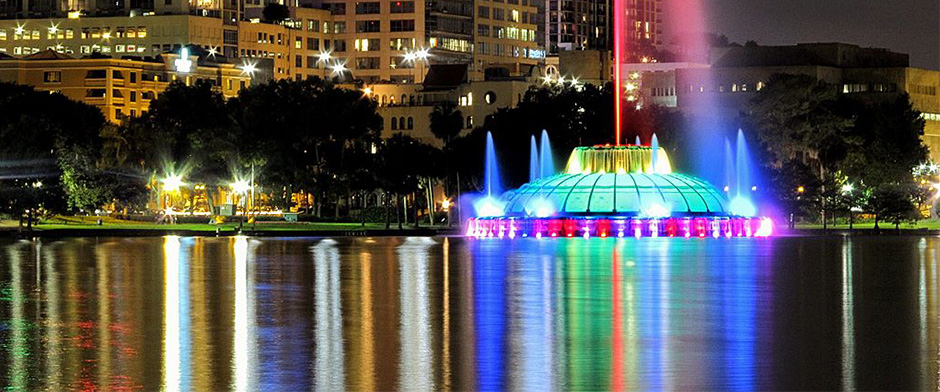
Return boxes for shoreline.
[0,225,458,239]
[1,225,937,238]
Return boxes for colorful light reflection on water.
[0,236,938,390]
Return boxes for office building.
[545,0,660,58]
[0,46,250,122]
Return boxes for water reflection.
[313,239,344,391]
[397,238,434,391]
[0,236,938,390]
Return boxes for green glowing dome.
[502,172,729,217]
[501,146,731,217]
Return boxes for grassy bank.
[0,215,449,234]
[794,219,940,230]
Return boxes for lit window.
[43,71,61,83]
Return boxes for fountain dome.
[468,145,772,238]
[500,146,726,217]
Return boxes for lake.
[0,235,938,390]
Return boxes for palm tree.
[429,101,464,146]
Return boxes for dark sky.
[703,0,940,69]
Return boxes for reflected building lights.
[43,243,62,390]
[313,240,345,390]
[8,244,27,391]
[232,236,253,392]
[842,238,855,390]
[442,238,452,390]
[356,248,376,391]
[397,238,434,391]
[96,244,113,389]
[163,236,181,392]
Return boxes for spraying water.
[484,131,501,197]
[735,129,752,199]
[529,135,540,183]
[539,130,554,178]
[650,133,660,173]
[635,135,641,146]
[725,129,757,216]
[724,138,735,193]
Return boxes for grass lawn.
[0,215,444,232]
[794,219,940,230]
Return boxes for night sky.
[702,0,940,69]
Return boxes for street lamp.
[330,61,347,77]
[162,175,184,192]
[230,180,251,194]
[241,61,257,75]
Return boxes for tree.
[378,134,441,228]
[429,101,464,145]
[841,95,928,187]
[748,74,856,225]
[128,80,241,213]
[868,184,920,231]
[0,82,117,215]
[262,3,290,23]
[231,78,381,216]
[749,74,856,179]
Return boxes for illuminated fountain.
[466,0,770,239]
[467,137,773,239]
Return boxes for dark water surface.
[0,236,938,391]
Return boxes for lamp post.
[403,48,429,83]
[841,183,855,230]
[161,175,184,224]
[317,51,332,79]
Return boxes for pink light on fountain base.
[466,217,773,239]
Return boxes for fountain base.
[467,216,773,239]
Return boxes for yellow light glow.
[441,199,451,211]
[233,236,250,392]
[363,87,372,95]
[163,236,181,392]
[230,180,251,194]
[797,186,805,193]
[68,10,81,19]
[162,175,184,191]
[102,31,111,39]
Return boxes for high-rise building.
[545,0,660,59]
[0,0,546,83]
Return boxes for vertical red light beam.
[612,0,624,146]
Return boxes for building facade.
[0,0,546,83]
[367,63,538,146]
[544,0,660,57]
[0,47,250,122]
[620,43,940,162]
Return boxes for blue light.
[474,196,506,218]
[728,197,757,217]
